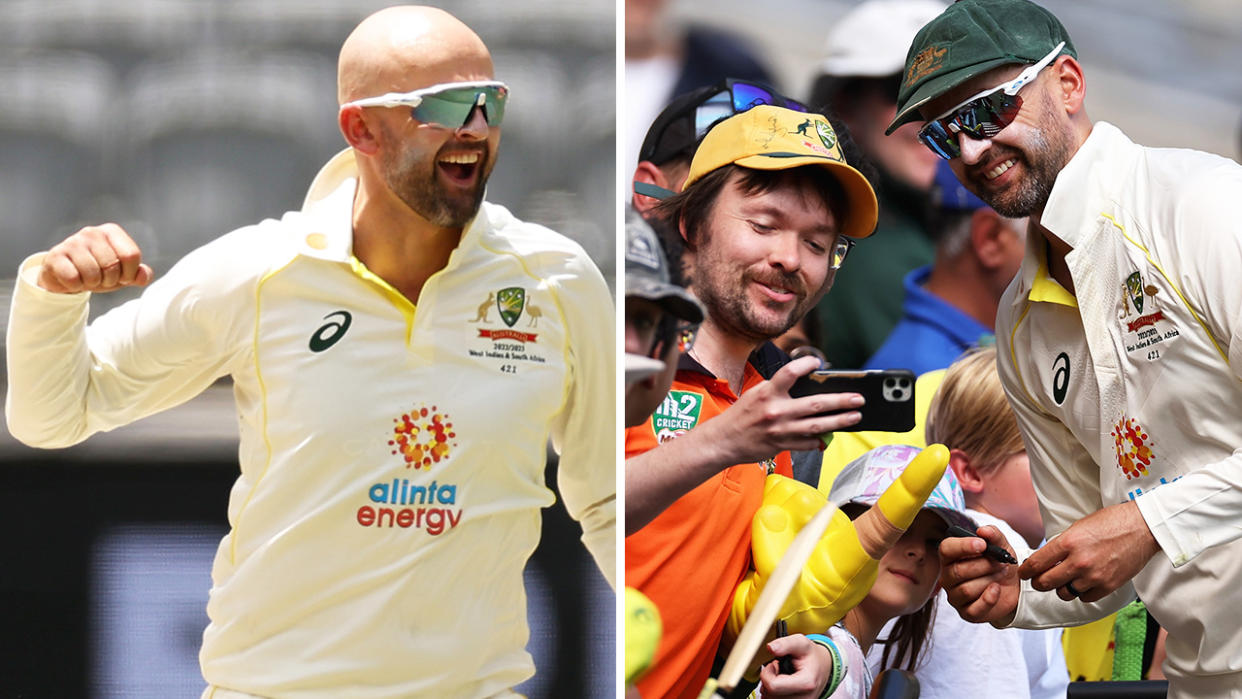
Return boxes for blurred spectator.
[864,159,1026,374]
[625,0,776,171]
[625,205,704,428]
[805,0,947,369]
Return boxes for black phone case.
[788,369,917,432]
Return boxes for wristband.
[806,633,844,699]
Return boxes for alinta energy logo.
[1111,415,1153,481]
[356,403,464,536]
[389,404,456,470]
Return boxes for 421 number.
[500,364,517,374]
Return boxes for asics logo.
[310,310,352,352]
[1051,352,1070,405]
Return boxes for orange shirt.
[626,354,792,699]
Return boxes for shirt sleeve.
[995,310,1135,628]
[5,232,259,449]
[547,250,616,588]
[1129,165,1242,567]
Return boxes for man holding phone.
[624,104,878,698]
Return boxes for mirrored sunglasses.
[694,80,809,140]
[917,42,1065,160]
[343,80,509,128]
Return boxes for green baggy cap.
[886,0,1075,134]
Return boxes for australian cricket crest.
[497,287,525,327]
[1125,272,1144,314]
[1119,269,1179,358]
[815,120,837,150]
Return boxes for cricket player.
[5,6,614,698]
[891,1,1242,694]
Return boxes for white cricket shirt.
[996,122,1242,693]
[5,150,616,697]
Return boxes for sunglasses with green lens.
[343,80,509,128]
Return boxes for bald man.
[4,7,615,698]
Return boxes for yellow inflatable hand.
[725,444,949,649]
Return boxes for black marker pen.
[945,524,1018,565]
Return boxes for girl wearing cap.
[757,444,971,698]
[912,347,1070,698]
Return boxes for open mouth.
[757,280,796,303]
[438,151,483,186]
[985,158,1017,181]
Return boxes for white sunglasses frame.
[926,42,1066,124]
[340,80,509,111]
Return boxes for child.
[759,444,974,698]
[910,346,1069,698]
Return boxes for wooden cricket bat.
[699,500,840,698]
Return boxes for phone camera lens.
[884,378,895,388]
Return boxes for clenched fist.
[38,223,154,294]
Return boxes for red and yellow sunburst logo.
[389,404,457,469]
[1111,416,1153,480]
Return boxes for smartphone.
[788,369,916,432]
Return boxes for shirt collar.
[1010,122,1134,308]
[290,148,493,265]
[676,341,790,381]
[1040,121,1135,248]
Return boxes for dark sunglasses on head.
[693,79,809,140]
[917,42,1064,160]
[634,79,809,199]
[343,80,509,128]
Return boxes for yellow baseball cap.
[683,105,878,239]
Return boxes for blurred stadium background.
[658,0,1242,163]
[0,1,615,697]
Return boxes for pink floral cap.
[828,444,975,531]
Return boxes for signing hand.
[38,223,154,294]
[1019,500,1160,602]
[939,524,1021,627]
[758,634,833,699]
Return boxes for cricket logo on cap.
[497,287,526,327]
[904,45,949,90]
[815,120,837,150]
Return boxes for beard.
[691,247,823,343]
[382,138,494,228]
